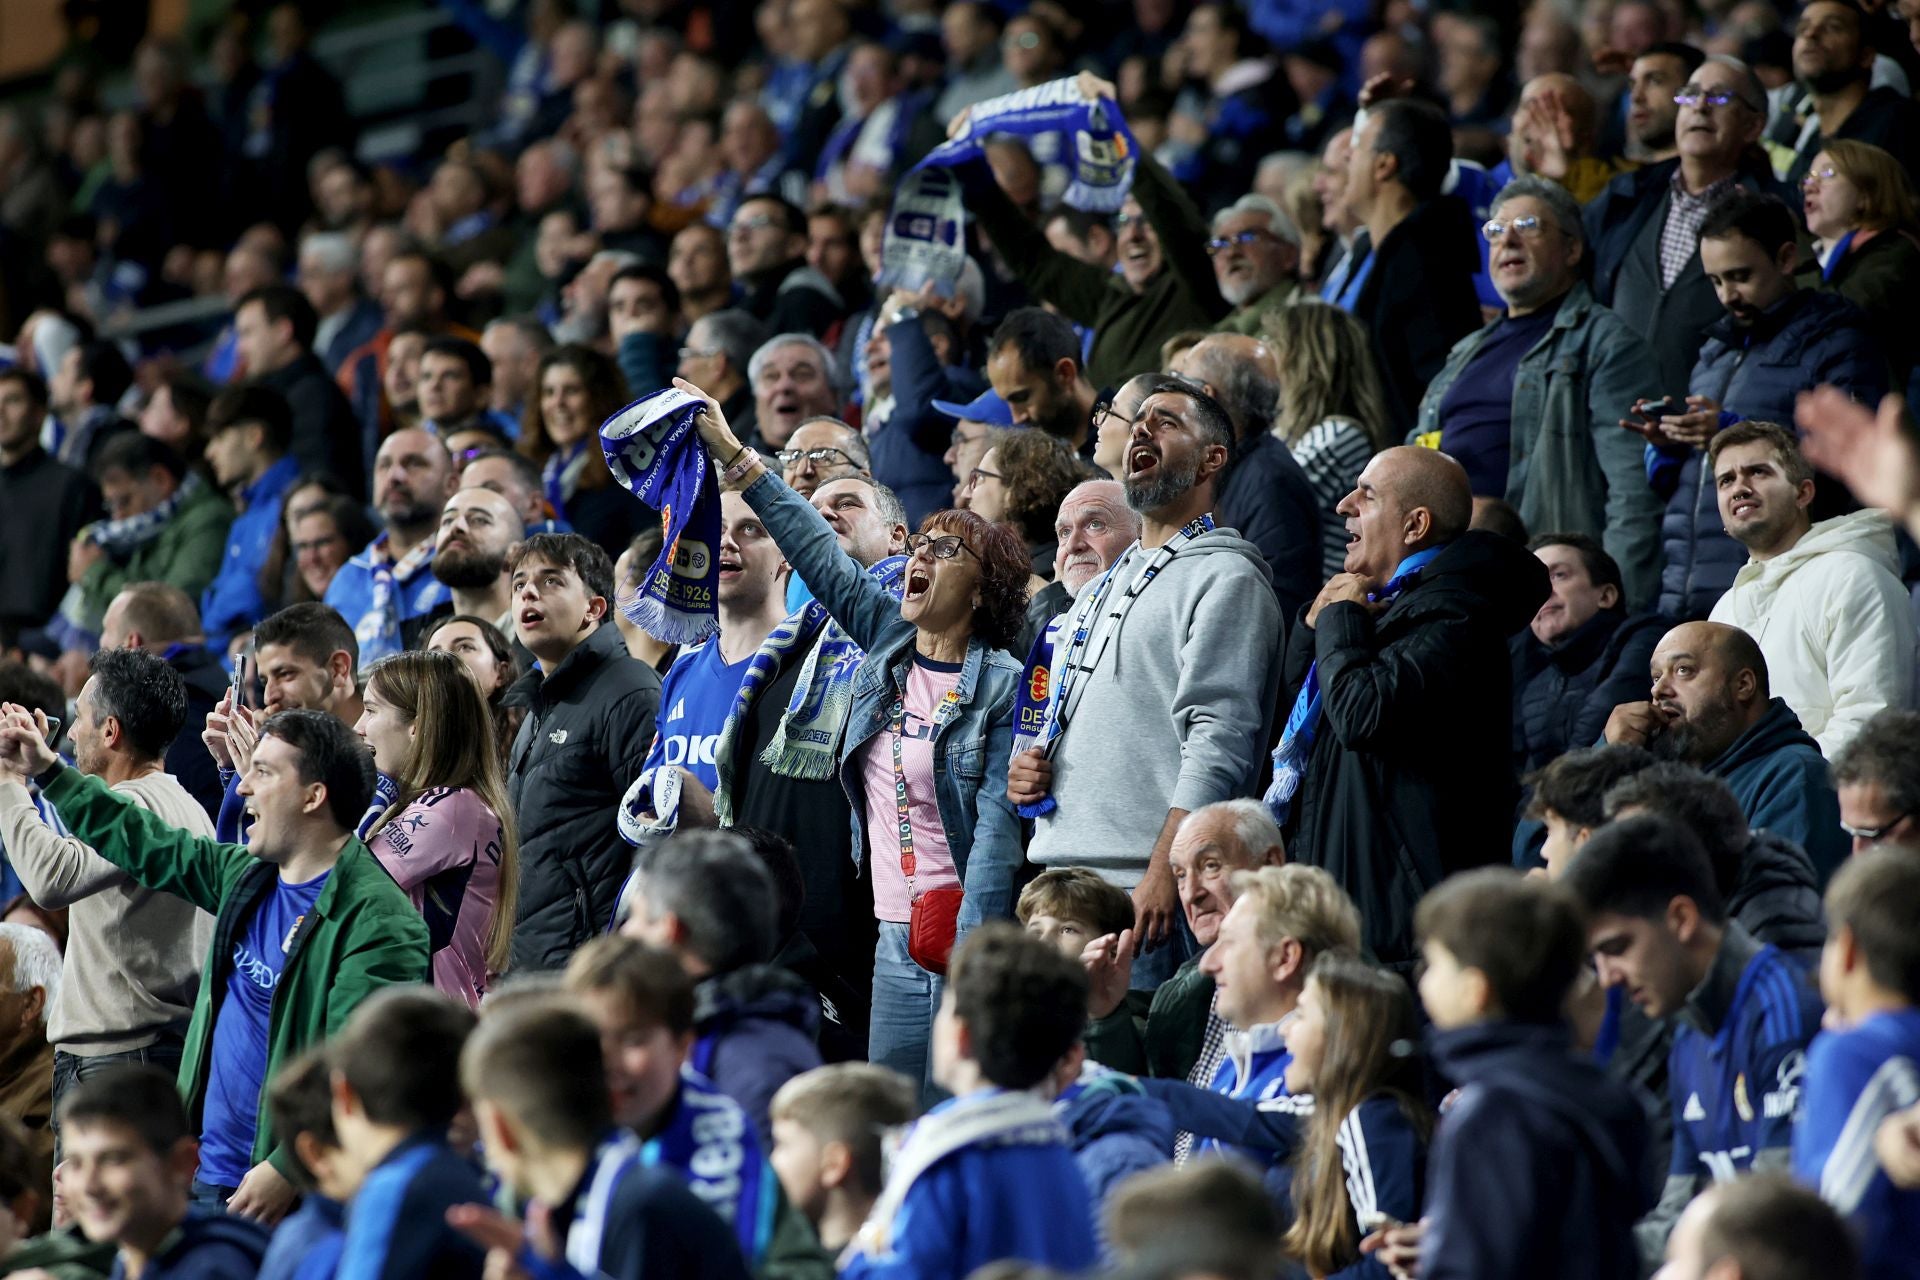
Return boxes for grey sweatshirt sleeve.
[1167,558,1284,813]
[0,779,127,907]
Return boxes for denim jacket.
[742,471,1025,931]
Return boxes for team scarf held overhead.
[601,386,723,646]
[880,77,1140,294]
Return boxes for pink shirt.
[861,655,963,923]
[367,786,506,1008]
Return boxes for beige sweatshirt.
[0,772,215,1054]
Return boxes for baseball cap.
[930,387,1014,426]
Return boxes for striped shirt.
[1659,172,1739,288]
[1173,991,1230,1163]
[1291,417,1378,582]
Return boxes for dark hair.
[1830,708,1920,812]
[267,1047,339,1193]
[421,336,493,387]
[1825,846,1920,1002]
[518,345,629,490]
[1562,813,1728,925]
[0,659,67,729]
[1695,1174,1857,1280]
[506,532,616,608]
[1602,764,1750,897]
[329,986,476,1131]
[209,384,295,456]
[1642,40,1707,78]
[1699,189,1798,258]
[984,428,1088,549]
[73,339,133,408]
[0,367,48,407]
[93,432,185,484]
[919,507,1032,651]
[1370,99,1453,203]
[1527,531,1624,600]
[628,831,777,973]
[947,921,1087,1089]
[239,283,319,352]
[1134,374,1236,452]
[732,825,806,945]
[57,1064,189,1155]
[1414,868,1588,1022]
[1472,497,1529,543]
[737,193,807,235]
[609,263,682,316]
[461,1002,610,1150]
[86,647,186,761]
[1527,744,1656,830]
[1708,419,1814,488]
[1045,207,1112,244]
[565,934,697,1035]
[989,306,1082,375]
[255,601,359,672]
[258,707,377,831]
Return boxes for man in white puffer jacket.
[1707,421,1916,757]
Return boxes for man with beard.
[1208,197,1301,336]
[1018,479,1139,654]
[324,429,457,667]
[746,334,841,452]
[1781,0,1920,190]
[1625,42,1703,164]
[984,308,1100,458]
[430,487,526,635]
[1603,620,1849,882]
[1007,378,1282,991]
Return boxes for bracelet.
[721,446,761,486]
[721,441,749,471]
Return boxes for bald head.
[1647,620,1772,763]
[1055,478,1140,592]
[1337,446,1473,583]
[1170,335,1279,439]
[1663,621,1769,698]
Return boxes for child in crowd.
[767,1064,919,1255]
[452,1000,751,1280]
[1103,1160,1283,1280]
[1017,867,1137,960]
[327,986,486,1279]
[1793,846,1920,1278]
[259,1048,356,1280]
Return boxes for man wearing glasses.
[1415,175,1664,608]
[1829,709,1920,854]
[1586,55,1790,394]
[1207,195,1302,336]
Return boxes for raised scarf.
[601,387,723,646]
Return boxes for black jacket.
[506,624,661,971]
[1728,830,1826,962]
[1510,609,1664,773]
[256,350,366,497]
[167,643,231,822]
[737,260,845,341]
[1216,430,1322,621]
[692,964,823,1150]
[0,447,96,643]
[1351,196,1484,437]
[1282,532,1550,968]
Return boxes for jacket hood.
[1392,530,1551,637]
[1729,830,1826,957]
[1177,526,1275,581]
[1429,1021,1643,1128]
[693,963,822,1038]
[1727,509,1900,603]
[1058,1071,1176,1148]
[170,644,232,700]
[1706,697,1819,776]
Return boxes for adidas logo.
[668,698,686,722]
[1683,1093,1706,1122]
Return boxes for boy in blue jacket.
[59,1066,269,1280]
[840,923,1099,1280]
[1793,847,1920,1280]
[1363,867,1651,1280]
[328,987,487,1280]
[260,1048,356,1280]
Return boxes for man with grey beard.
[1007,377,1282,991]
[1017,478,1141,654]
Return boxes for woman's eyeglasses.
[905,532,979,562]
[1801,166,1839,191]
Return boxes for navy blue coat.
[1511,609,1664,773]
[691,963,823,1151]
[1703,697,1848,886]
[1655,289,1886,620]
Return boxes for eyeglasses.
[905,532,979,561]
[1113,212,1143,232]
[966,466,1003,488]
[1673,88,1753,110]
[291,535,344,555]
[1801,165,1839,191]
[775,447,861,470]
[1481,215,1557,243]
[1205,230,1275,255]
[1005,30,1042,50]
[950,426,987,449]
[1840,811,1915,843]
[677,346,722,362]
[1090,399,1123,429]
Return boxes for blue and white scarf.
[1263,547,1446,826]
[86,471,206,555]
[642,1066,779,1265]
[601,387,723,646]
[351,533,437,668]
[880,78,1140,294]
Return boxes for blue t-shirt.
[645,640,756,793]
[1792,1007,1920,1280]
[1437,303,1559,497]
[198,870,330,1186]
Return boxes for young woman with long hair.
[423,613,525,775]
[1282,951,1432,1279]
[354,649,520,1007]
[516,343,648,557]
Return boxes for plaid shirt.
[1660,171,1739,287]
[1172,990,1230,1163]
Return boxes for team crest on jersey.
[1734,1072,1754,1123]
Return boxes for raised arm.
[0,779,130,907]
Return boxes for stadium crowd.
[7,0,1920,1278]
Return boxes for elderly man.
[779,416,868,502]
[0,921,60,1184]
[298,231,382,375]
[747,333,841,452]
[678,309,768,444]
[1273,447,1548,969]
[1603,620,1849,882]
[1209,196,1301,336]
[1019,479,1140,652]
[1829,709,1920,853]
[1416,175,1663,607]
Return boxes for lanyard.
[891,679,962,898]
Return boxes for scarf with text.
[601,387,723,646]
[643,1065,779,1264]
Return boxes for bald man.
[1169,334,1321,617]
[1016,479,1140,655]
[1603,620,1848,881]
[1271,446,1549,968]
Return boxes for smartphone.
[42,714,62,746]
[1639,396,1687,419]
[231,642,255,711]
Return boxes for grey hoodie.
[1029,530,1284,885]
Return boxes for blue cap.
[931,387,1015,427]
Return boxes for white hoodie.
[1710,509,1917,757]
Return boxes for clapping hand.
[0,703,57,780]
[1796,388,1920,538]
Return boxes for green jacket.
[1412,280,1664,610]
[1215,280,1298,336]
[39,766,430,1181]
[1,1225,115,1279]
[1082,955,1215,1081]
[970,152,1228,389]
[77,480,233,629]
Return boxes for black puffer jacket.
[1728,830,1826,962]
[167,643,231,822]
[506,623,661,972]
[1511,609,1664,773]
[1283,531,1551,968]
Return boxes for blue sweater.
[260,1194,345,1280]
[110,1210,268,1280]
[335,1132,487,1280]
[202,456,301,650]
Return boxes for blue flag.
[600,387,722,646]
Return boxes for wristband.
[721,446,761,486]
